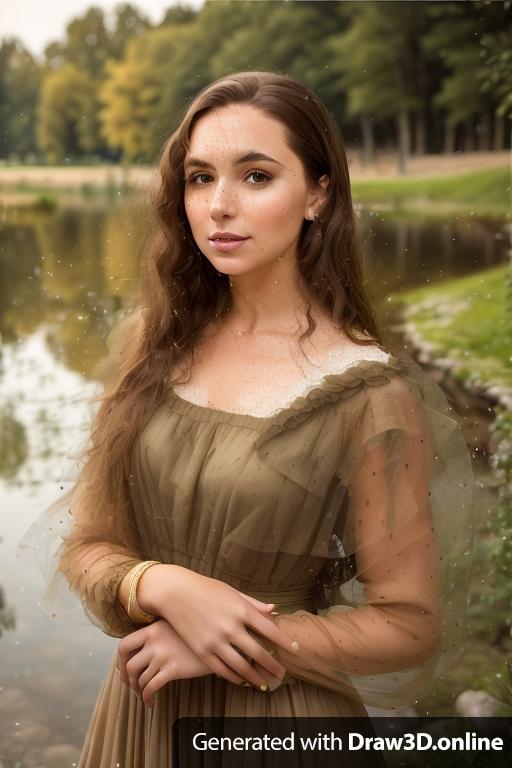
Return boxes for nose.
[209,179,237,220]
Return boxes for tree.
[327,2,431,174]
[109,2,152,60]
[208,1,340,103]
[424,0,511,152]
[37,63,98,162]
[98,29,173,163]
[0,39,41,160]
[43,7,112,80]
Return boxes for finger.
[219,644,270,690]
[237,632,287,680]
[139,661,160,692]
[142,670,169,708]
[237,593,275,611]
[203,652,249,687]
[248,611,300,654]
[117,649,132,687]
[252,661,283,692]
[126,650,152,695]
[117,631,147,670]
[118,648,141,687]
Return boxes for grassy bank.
[352,166,510,217]
[387,260,512,391]
[389,259,512,715]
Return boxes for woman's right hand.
[137,564,300,689]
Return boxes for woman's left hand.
[117,618,213,707]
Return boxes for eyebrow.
[184,150,284,172]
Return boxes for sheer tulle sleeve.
[20,472,146,638]
[17,314,147,638]
[266,371,475,709]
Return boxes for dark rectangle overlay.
[172,716,512,768]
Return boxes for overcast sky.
[2,0,206,59]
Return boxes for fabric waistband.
[244,585,316,614]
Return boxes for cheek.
[246,189,302,226]
[183,193,202,217]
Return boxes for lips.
[208,232,249,241]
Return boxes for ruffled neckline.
[167,351,407,433]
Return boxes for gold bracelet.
[127,560,161,624]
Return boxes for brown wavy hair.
[75,70,384,533]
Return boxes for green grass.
[388,262,512,390]
[352,166,511,217]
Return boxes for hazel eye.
[185,170,271,186]
[246,171,270,185]
[186,173,211,185]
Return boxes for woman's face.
[183,104,327,279]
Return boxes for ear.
[305,174,329,221]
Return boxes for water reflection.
[361,209,507,293]
[0,198,508,760]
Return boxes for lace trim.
[254,353,405,446]
[169,347,394,419]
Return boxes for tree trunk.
[360,114,375,167]
[477,111,493,150]
[414,110,427,155]
[444,120,456,154]
[493,113,505,150]
[465,118,477,152]
[396,108,410,175]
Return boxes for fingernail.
[291,641,299,651]
[270,611,279,615]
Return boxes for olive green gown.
[20,348,476,767]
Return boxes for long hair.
[73,70,384,527]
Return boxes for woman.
[19,71,475,767]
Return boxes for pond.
[0,196,508,763]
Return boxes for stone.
[454,689,502,717]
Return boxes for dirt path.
[347,149,510,178]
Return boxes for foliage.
[492,657,512,716]
[37,64,99,162]
[0,39,41,158]
[0,404,28,479]
[327,2,426,118]
[486,403,512,632]
[485,251,512,630]
[0,0,510,162]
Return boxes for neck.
[225,257,320,336]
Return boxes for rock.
[23,742,81,768]
[10,721,51,747]
[454,689,502,717]
[0,687,29,715]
